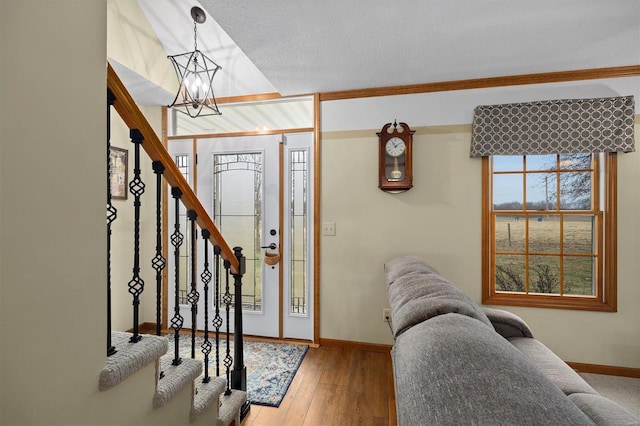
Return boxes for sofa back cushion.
[392,314,595,426]
[386,256,492,337]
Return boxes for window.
[482,153,617,311]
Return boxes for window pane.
[563,257,595,296]
[173,95,314,136]
[175,154,190,305]
[493,156,523,172]
[563,215,596,254]
[495,215,525,253]
[526,154,557,171]
[495,255,526,293]
[213,152,263,312]
[529,255,560,294]
[290,149,308,315]
[526,173,556,210]
[528,215,560,254]
[560,172,591,210]
[493,174,523,209]
[560,153,592,170]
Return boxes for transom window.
[482,153,618,311]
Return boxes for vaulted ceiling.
[112,0,640,117]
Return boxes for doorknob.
[261,243,277,250]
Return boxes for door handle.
[261,243,277,250]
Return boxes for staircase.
[104,63,249,425]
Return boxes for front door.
[167,133,314,340]
[197,135,280,337]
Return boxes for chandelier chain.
[193,20,198,52]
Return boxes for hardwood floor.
[241,344,397,426]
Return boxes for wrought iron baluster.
[213,245,222,378]
[170,187,184,366]
[152,161,166,336]
[200,230,212,383]
[187,210,199,358]
[128,129,146,343]
[223,258,233,395]
[106,89,117,356]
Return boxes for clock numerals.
[385,137,406,157]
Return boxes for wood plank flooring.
[241,344,397,426]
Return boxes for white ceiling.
[136,0,640,100]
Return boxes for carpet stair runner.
[99,331,246,425]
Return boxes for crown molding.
[319,65,640,102]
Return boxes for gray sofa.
[385,256,639,426]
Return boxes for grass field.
[494,215,596,295]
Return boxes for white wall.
[319,81,640,369]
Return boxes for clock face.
[385,137,406,157]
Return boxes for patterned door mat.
[167,334,308,407]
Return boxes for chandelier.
[168,6,222,118]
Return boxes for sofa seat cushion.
[392,313,594,425]
[568,393,640,426]
[508,337,598,396]
[386,257,492,337]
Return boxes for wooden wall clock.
[377,121,414,192]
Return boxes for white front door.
[197,135,280,337]
[167,133,314,340]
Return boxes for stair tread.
[153,356,203,408]
[99,331,168,391]
[217,390,248,426]
[191,375,227,420]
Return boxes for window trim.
[481,154,617,312]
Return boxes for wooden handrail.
[107,63,240,273]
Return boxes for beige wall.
[0,2,637,425]
[319,123,640,368]
[107,0,175,93]
[0,0,109,423]
[0,2,213,424]
[110,106,164,332]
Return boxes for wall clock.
[377,121,414,192]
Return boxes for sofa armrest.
[483,307,534,338]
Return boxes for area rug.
[166,334,308,407]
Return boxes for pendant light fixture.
[168,6,222,118]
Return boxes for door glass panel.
[213,153,263,311]
[290,149,307,314]
[174,154,190,305]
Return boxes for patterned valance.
[470,96,635,157]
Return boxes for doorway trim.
[163,94,320,345]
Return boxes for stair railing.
[106,63,248,410]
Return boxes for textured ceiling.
[197,0,640,96]
[134,0,640,101]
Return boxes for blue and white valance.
[470,96,635,157]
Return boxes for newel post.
[231,246,250,418]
